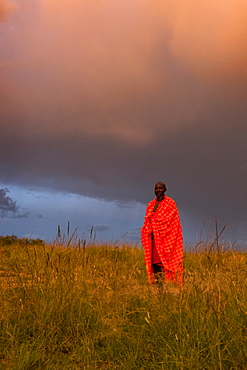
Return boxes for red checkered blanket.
[141,196,184,285]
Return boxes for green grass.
[0,243,247,369]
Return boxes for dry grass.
[0,243,246,369]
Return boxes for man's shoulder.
[147,198,156,207]
[165,196,176,204]
[164,196,179,212]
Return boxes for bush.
[0,235,44,247]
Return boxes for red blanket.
[141,196,184,285]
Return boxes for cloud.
[35,213,43,219]
[0,0,17,22]
[1,0,207,143]
[11,211,29,219]
[0,188,29,218]
[0,188,18,217]
[115,200,139,209]
[169,1,247,77]
[0,0,246,238]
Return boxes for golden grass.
[0,243,246,369]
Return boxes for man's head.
[154,182,167,201]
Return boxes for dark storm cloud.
[0,0,247,239]
[0,188,18,216]
[1,109,246,225]
[0,188,28,218]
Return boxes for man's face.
[154,182,165,198]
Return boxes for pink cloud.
[0,0,17,22]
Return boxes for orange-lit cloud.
[169,0,247,82]
[2,0,245,140]
[0,0,17,21]
[0,0,246,232]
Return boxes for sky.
[0,0,247,248]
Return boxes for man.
[141,182,183,285]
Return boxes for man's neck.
[156,195,164,202]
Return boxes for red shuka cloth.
[141,196,184,285]
[152,239,162,264]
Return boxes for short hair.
[156,182,167,192]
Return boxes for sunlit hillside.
[0,241,246,369]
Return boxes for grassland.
[0,242,247,369]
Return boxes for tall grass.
[0,242,246,369]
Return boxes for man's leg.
[153,263,163,284]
